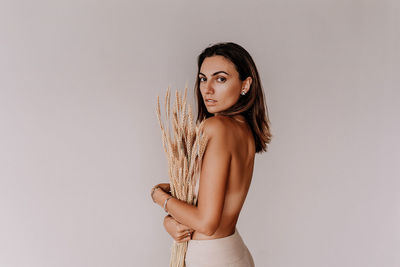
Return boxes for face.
[198,55,251,115]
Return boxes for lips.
[205,98,217,106]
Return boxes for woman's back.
[192,114,255,240]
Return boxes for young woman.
[151,42,272,266]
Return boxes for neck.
[214,113,246,123]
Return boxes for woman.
[151,42,272,266]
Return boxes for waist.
[186,228,249,264]
[192,227,236,240]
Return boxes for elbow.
[199,220,219,236]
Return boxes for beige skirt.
[185,228,255,267]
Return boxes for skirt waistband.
[185,228,253,266]
[189,228,240,246]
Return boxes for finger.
[158,183,170,191]
[180,230,192,240]
[177,230,191,240]
[175,234,185,243]
[177,224,186,232]
[177,235,191,243]
[178,228,191,235]
[176,223,191,232]
[180,228,193,236]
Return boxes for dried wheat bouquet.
[156,86,209,267]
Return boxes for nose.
[203,81,214,95]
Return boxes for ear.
[241,77,253,94]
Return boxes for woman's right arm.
[152,117,231,236]
[163,215,193,243]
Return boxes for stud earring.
[241,89,246,95]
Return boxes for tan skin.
[151,55,255,242]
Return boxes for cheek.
[222,83,240,97]
[225,86,241,103]
[227,93,240,105]
[200,83,209,93]
[216,81,234,93]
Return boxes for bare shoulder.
[202,116,231,140]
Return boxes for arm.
[153,117,231,236]
[163,215,193,243]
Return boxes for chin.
[206,107,220,114]
[206,105,231,114]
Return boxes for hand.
[156,183,170,193]
[163,215,194,243]
[151,183,171,206]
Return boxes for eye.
[199,77,206,82]
[217,76,226,82]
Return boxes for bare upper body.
[152,113,256,241]
[151,53,264,243]
[192,114,256,240]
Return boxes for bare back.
[192,115,255,240]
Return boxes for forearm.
[156,192,213,235]
[165,197,202,231]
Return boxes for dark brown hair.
[195,42,272,153]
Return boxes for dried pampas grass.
[156,86,209,267]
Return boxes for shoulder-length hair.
[195,42,272,153]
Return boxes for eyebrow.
[198,71,229,77]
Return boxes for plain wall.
[0,0,399,266]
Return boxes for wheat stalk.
[156,86,209,267]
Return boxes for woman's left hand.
[156,183,170,193]
[151,183,171,205]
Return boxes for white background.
[0,0,399,266]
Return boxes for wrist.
[155,189,169,207]
[163,195,173,213]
